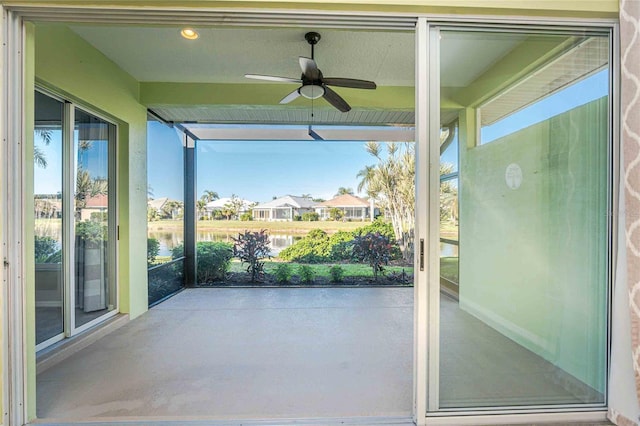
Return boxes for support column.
[184,134,197,287]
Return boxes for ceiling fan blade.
[245,74,302,84]
[323,77,377,90]
[323,85,351,113]
[299,57,320,80]
[280,88,301,104]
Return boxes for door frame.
[1,5,618,426]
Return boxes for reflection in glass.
[74,109,115,328]
[439,29,609,409]
[147,120,185,305]
[34,91,64,346]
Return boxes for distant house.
[80,194,108,221]
[252,195,315,221]
[148,197,169,214]
[315,194,376,221]
[205,197,254,219]
[147,197,182,219]
[34,196,62,219]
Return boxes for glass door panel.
[437,28,609,409]
[440,125,459,295]
[74,109,116,328]
[34,91,65,347]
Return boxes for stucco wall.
[459,97,608,392]
[30,23,149,419]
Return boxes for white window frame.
[32,88,120,353]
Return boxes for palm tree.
[75,169,108,210]
[335,187,354,196]
[34,146,48,168]
[200,190,219,203]
[440,163,458,224]
[196,200,207,220]
[34,128,52,168]
[356,142,415,262]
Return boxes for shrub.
[171,241,232,283]
[301,212,319,221]
[274,263,293,283]
[240,212,253,221]
[90,211,108,221]
[233,230,271,282]
[328,207,344,221]
[329,265,345,283]
[147,238,160,265]
[35,235,60,263]
[353,217,395,240]
[76,220,106,245]
[353,219,401,260]
[293,215,302,221]
[279,229,331,263]
[298,264,315,284]
[352,232,392,280]
[328,231,354,261]
[196,241,233,282]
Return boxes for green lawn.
[440,256,459,283]
[149,219,367,235]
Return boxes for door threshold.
[30,416,414,426]
[36,313,129,374]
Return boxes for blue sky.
[147,121,405,203]
[34,130,109,195]
[196,139,392,203]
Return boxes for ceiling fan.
[244,31,377,113]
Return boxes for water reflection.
[148,230,301,257]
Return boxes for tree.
[221,194,244,220]
[196,200,207,220]
[335,187,354,196]
[440,163,458,224]
[357,142,415,262]
[328,207,344,221]
[34,128,52,168]
[200,190,219,203]
[34,146,48,168]
[75,169,108,211]
[161,200,183,220]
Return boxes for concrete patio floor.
[37,287,414,420]
[36,287,607,423]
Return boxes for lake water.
[148,230,302,256]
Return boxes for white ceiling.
[70,25,415,86]
[439,31,525,88]
[63,24,541,126]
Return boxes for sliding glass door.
[34,90,117,350]
[73,108,117,329]
[433,25,610,411]
[34,91,65,348]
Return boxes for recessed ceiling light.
[180,28,199,40]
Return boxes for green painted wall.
[459,98,608,392]
[34,23,148,318]
[29,23,149,419]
